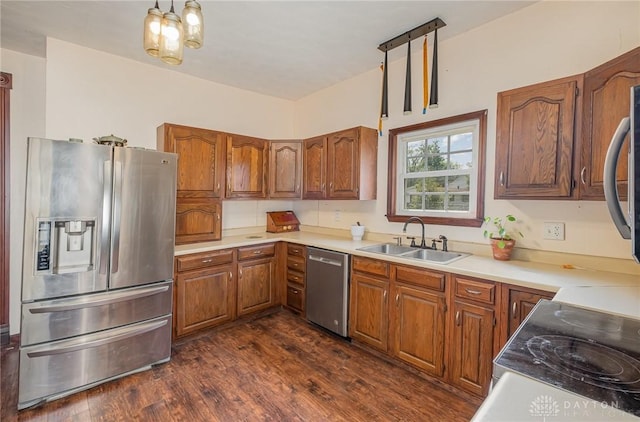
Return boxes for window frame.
[386,109,487,227]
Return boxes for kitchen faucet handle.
[438,235,448,252]
[406,236,416,247]
[392,236,402,246]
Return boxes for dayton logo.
[530,395,560,420]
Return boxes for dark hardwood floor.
[2,310,481,421]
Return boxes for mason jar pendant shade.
[143,3,162,57]
[182,0,203,49]
[159,11,184,65]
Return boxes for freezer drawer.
[18,315,171,409]
[21,281,173,345]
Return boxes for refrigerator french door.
[19,138,177,409]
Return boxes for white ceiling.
[1,1,536,100]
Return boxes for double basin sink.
[356,243,469,265]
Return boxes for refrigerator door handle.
[26,318,168,358]
[99,161,113,274]
[28,285,170,314]
[604,117,632,239]
[111,160,123,273]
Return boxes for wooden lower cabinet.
[285,243,306,315]
[391,283,446,377]
[501,285,554,346]
[237,256,276,316]
[349,272,389,351]
[174,250,235,337]
[448,300,495,397]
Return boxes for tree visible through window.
[387,110,487,227]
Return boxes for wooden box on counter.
[266,211,300,233]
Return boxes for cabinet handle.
[201,259,213,263]
[395,294,399,305]
[512,301,518,319]
[292,262,298,267]
[217,213,221,221]
[499,171,505,186]
[465,288,482,295]
[216,182,220,191]
[239,269,243,278]
[292,249,300,254]
[455,311,461,326]
[322,183,325,190]
[383,291,387,301]
[580,166,587,185]
[253,250,263,255]
[228,182,231,192]
[329,182,333,190]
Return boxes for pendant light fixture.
[143,0,204,65]
[182,0,204,49]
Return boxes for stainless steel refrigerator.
[18,137,177,409]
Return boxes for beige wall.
[293,0,640,260]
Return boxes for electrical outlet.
[543,222,565,240]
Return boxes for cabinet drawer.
[287,270,305,286]
[176,249,233,272]
[287,255,305,272]
[395,265,445,292]
[454,276,495,305]
[237,243,275,261]
[352,256,389,278]
[286,284,305,312]
[287,244,306,257]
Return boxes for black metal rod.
[403,40,412,114]
[381,51,388,119]
[429,28,438,108]
[378,18,446,52]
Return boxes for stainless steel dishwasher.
[306,247,350,337]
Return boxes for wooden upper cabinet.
[495,75,581,199]
[226,134,268,199]
[269,141,302,198]
[302,135,327,199]
[303,127,377,200]
[157,123,226,198]
[579,47,640,200]
[175,199,222,244]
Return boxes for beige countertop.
[175,231,639,293]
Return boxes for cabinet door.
[327,128,359,199]
[158,124,225,198]
[302,135,327,199]
[226,134,268,198]
[495,76,579,198]
[269,141,301,198]
[349,273,389,352]
[507,289,553,338]
[450,300,495,397]
[580,47,640,199]
[175,264,234,337]
[175,199,221,244]
[391,283,446,377]
[237,257,276,316]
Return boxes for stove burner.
[554,309,624,334]
[527,335,640,393]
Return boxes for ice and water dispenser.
[35,218,96,274]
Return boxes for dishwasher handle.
[308,254,343,267]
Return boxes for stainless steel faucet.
[402,217,427,249]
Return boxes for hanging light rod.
[378,17,446,52]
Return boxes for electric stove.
[494,300,640,417]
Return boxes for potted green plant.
[482,214,523,260]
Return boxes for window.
[387,110,487,227]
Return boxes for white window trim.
[395,118,481,219]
